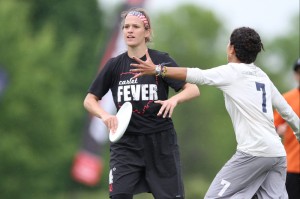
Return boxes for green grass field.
[62,174,209,199]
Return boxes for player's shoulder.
[102,52,128,73]
[109,52,128,63]
[240,63,269,78]
[218,63,240,74]
[148,48,177,66]
[148,48,170,58]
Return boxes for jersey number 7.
[255,82,267,113]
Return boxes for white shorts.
[205,150,288,199]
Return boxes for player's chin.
[126,41,136,46]
[126,41,143,48]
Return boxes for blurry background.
[0,0,298,198]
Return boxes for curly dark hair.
[230,27,264,64]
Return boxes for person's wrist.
[161,66,167,78]
[155,64,162,76]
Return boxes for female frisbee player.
[83,7,199,199]
[131,27,300,199]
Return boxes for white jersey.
[186,63,299,157]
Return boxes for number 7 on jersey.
[255,82,267,113]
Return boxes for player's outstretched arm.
[131,50,188,81]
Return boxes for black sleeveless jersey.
[88,49,186,134]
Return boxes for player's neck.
[231,56,241,63]
[127,45,148,59]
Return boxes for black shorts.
[286,172,300,199]
[109,128,185,199]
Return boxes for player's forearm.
[164,67,205,85]
[83,94,109,119]
[170,83,200,104]
[164,67,188,81]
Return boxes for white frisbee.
[109,102,132,143]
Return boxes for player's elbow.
[194,84,200,97]
[181,83,200,102]
[83,93,98,110]
[83,97,90,110]
[189,83,200,98]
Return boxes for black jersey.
[88,49,186,134]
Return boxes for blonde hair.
[121,8,153,43]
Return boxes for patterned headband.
[127,11,149,28]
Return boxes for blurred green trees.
[0,0,104,198]
[0,1,298,199]
[261,14,300,92]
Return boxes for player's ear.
[228,44,235,55]
[144,29,150,41]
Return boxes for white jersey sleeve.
[186,65,236,86]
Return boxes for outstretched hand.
[130,50,156,78]
[155,97,178,118]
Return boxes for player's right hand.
[102,114,118,133]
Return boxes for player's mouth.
[127,35,135,39]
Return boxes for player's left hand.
[155,97,178,118]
